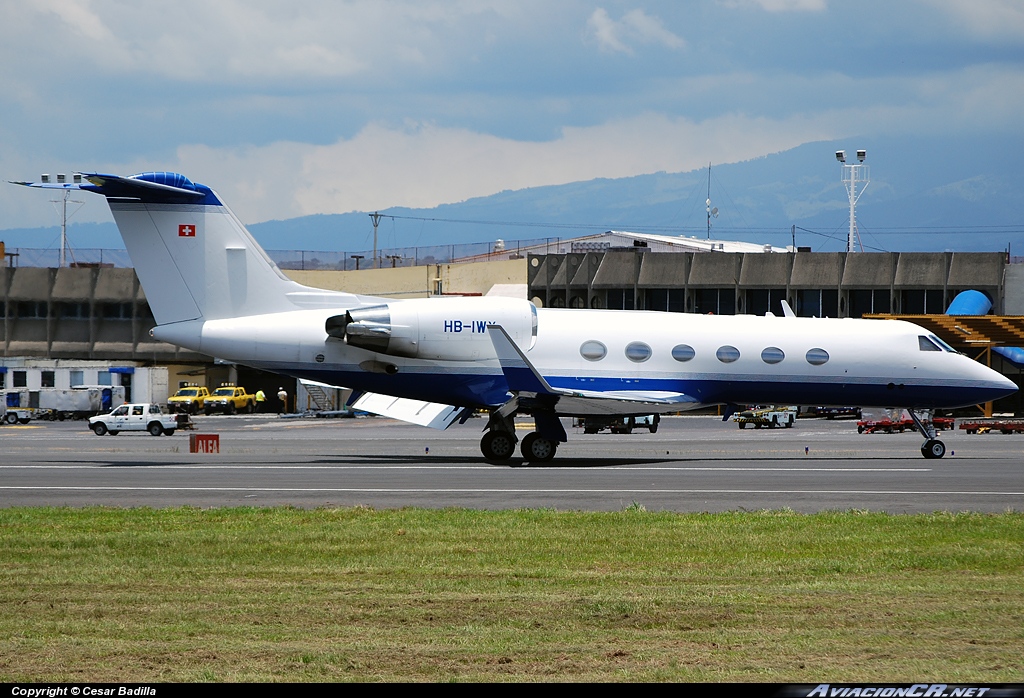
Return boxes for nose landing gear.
[908,409,946,459]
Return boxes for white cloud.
[1,1,538,83]
[926,0,1024,39]
[586,8,685,54]
[171,112,826,223]
[721,0,827,11]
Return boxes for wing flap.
[350,391,468,430]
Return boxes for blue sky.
[2,0,1022,230]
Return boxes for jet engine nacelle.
[327,296,537,361]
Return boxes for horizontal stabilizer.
[79,172,215,204]
[350,391,468,430]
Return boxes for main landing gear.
[479,403,561,463]
[908,409,946,459]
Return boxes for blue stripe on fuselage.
[249,364,1012,411]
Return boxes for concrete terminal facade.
[526,249,1012,316]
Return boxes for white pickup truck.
[88,403,185,436]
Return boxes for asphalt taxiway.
[0,414,1021,512]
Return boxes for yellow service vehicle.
[167,385,210,414]
[204,384,256,415]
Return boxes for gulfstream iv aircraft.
[16,172,1017,460]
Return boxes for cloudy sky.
[2,0,1022,229]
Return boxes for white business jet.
[14,172,1017,461]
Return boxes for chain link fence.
[4,237,564,269]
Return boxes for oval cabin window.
[671,344,696,362]
[806,348,830,365]
[761,347,785,364]
[625,342,652,363]
[716,345,741,363]
[580,340,607,361]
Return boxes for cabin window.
[580,340,607,361]
[625,342,652,363]
[929,334,957,353]
[806,348,830,365]
[918,336,942,352]
[716,345,740,363]
[761,347,785,364]
[671,344,695,362]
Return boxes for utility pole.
[369,212,384,269]
[705,162,718,239]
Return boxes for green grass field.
[1,507,1021,682]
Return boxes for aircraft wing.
[349,391,469,430]
[486,324,699,415]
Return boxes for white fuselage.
[153,302,1015,413]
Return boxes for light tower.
[835,149,868,253]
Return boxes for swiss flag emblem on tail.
[178,224,196,237]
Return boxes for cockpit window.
[918,335,942,352]
[929,334,957,353]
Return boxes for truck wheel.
[148,422,163,436]
[738,422,747,429]
[164,429,175,436]
[108,431,119,436]
[92,423,108,436]
[247,401,254,413]
[18,419,30,425]
[227,403,236,415]
[5,413,18,425]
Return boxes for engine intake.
[327,297,537,361]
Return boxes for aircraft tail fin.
[78,172,325,324]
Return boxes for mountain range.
[3,134,1022,256]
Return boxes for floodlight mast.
[49,173,85,268]
[836,149,869,253]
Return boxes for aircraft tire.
[521,433,557,462]
[92,423,107,436]
[481,431,515,461]
[921,439,946,459]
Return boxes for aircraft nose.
[995,373,1019,398]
